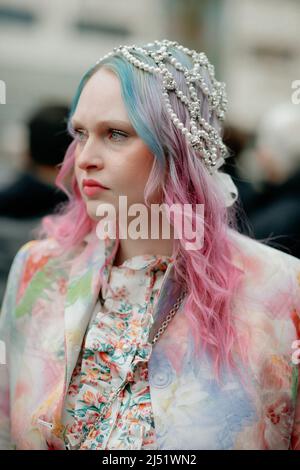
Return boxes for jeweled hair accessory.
[94,39,238,207]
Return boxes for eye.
[68,125,128,143]
[108,129,128,142]
[68,126,86,142]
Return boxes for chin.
[84,202,99,221]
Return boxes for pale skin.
[72,67,174,266]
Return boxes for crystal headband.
[95,39,229,174]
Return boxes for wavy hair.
[33,43,250,384]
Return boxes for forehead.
[74,67,129,123]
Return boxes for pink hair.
[33,45,251,386]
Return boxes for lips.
[82,179,108,189]
[82,179,109,196]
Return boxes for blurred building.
[0,0,165,172]
[221,0,300,131]
[165,0,300,132]
[0,0,300,166]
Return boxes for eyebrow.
[70,117,134,130]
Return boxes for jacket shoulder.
[18,237,61,258]
[228,229,300,329]
[2,238,69,313]
[227,229,300,350]
[228,228,300,274]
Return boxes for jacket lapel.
[32,232,184,447]
[63,232,109,396]
[31,232,111,445]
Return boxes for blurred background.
[0,0,300,301]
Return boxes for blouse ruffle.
[60,246,173,450]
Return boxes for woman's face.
[72,67,156,222]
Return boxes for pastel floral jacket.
[0,228,300,450]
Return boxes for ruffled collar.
[101,232,174,272]
[113,253,173,271]
[82,230,174,274]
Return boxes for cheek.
[74,150,80,177]
[115,148,154,187]
[74,164,81,190]
[128,149,154,181]
[74,163,79,179]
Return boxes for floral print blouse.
[60,245,173,450]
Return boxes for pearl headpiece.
[94,39,238,207]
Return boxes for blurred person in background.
[0,104,71,302]
[237,103,300,258]
[221,125,258,234]
[222,125,253,181]
[0,104,71,218]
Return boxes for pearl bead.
[97,40,228,173]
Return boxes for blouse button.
[122,343,131,353]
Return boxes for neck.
[113,214,175,267]
[113,237,174,267]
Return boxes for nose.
[76,137,104,171]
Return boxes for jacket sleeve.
[289,255,300,450]
[290,382,300,450]
[0,242,33,450]
[290,339,300,450]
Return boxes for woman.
[0,39,299,450]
